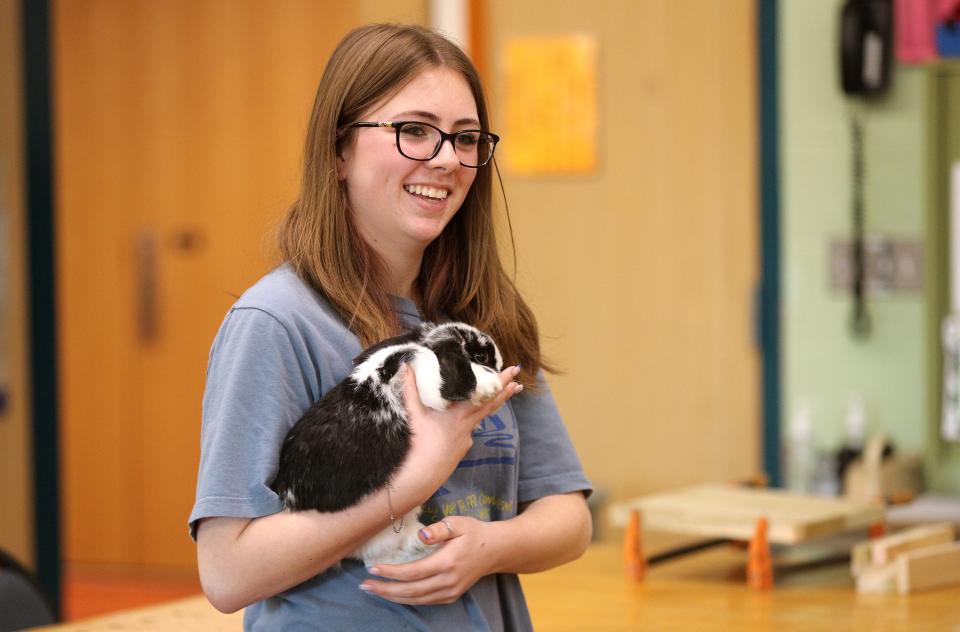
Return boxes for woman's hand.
[396,364,522,492]
[359,493,592,607]
[359,515,499,605]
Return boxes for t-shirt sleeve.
[188,307,319,540]
[513,371,592,504]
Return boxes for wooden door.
[0,0,33,570]
[54,1,358,571]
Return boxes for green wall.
[780,1,935,472]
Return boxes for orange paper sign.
[502,35,597,175]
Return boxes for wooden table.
[608,484,886,544]
[36,541,960,631]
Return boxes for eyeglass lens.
[397,122,495,167]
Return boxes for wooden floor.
[521,540,960,631]
[62,564,202,621]
[45,539,960,630]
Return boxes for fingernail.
[359,583,372,591]
[512,366,521,376]
[419,528,431,542]
[515,384,524,393]
[367,566,380,576]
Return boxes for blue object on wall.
[759,0,782,487]
[937,23,960,56]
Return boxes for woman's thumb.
[401,364,425,414]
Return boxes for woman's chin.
[405,220,451,246]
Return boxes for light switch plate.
[829,238,924,294]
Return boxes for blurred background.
[1,0,958,623]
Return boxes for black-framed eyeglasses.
[348,121,499,168]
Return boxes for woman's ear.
[336,153,347,181]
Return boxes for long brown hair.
[277,23,549,385]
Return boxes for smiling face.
[337,67,480,257]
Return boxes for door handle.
[137,231,158,342]
[168,227,205,253]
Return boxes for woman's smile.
[403,184,450,201]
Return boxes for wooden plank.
[871,523,954,565]
[609,484,884,544]
[855,560,899,594]
[850,539,874,576]
[897,541,960,594]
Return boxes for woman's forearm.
[197,464,441,613]
[488,492,592,575]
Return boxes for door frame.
[22,0,61,618]
[759,0,782,487]
[925,61,960,492]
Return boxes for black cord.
[850,114,871,338]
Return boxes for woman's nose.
[429,138,461,170]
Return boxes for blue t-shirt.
[189,264,592,631]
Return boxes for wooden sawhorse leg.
[747,516,772,590]
[624,509,646,581]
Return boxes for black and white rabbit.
[271,322,504,566]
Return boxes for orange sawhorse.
[623,510,773,590]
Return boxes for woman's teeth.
[404,184,449,200]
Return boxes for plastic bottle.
[844,396,867,450]
[834,396,868,495]
[786,404,814,493]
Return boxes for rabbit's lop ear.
[434,340,477,401]
[352,324,430,367]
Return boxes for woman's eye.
[401,124,428,137]
[456,132,479,147]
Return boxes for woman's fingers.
[401,364,427,417]
[502,365,522,384]
[361,516,489,605]
[470,366,522,418]
[418,517,458,545]
[359,573,452,604]
[405,362,522,436]
[499,366,523,396]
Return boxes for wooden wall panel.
[487,0,760,505]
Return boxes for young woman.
[189,23,592,631]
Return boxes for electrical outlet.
[829,238,923,294]
[892,240,924,290]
